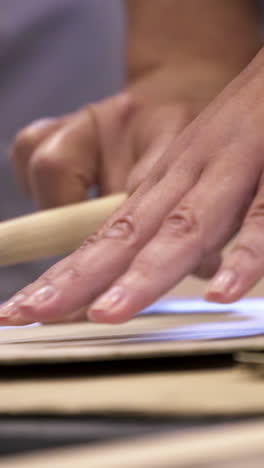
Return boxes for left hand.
[9,61,232,210]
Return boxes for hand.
[9,59,235,210]
[11,0,260,210]
[2,48,264,325]
[8,93,194,209]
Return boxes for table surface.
[0,298,263,461]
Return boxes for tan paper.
[0,367,264,416]
[0,306,263,416]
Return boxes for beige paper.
[0,366,264,416]
[0,307,263,416]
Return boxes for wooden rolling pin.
[0,194,126,266]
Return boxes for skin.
[1,0,263,325]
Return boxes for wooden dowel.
[0,194,126,266]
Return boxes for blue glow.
[141,297,264,318]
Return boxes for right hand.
[8,58,258,284]
[4,47,264,326]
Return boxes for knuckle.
[10,117,61,164]
[246,202,264,228]
[232,242,260,262]
[66,265,83,281]
[114,92,137,124]
[11,127,35,159]
[78,235,98,251]
[102,214,140,247]
[41,268,60,282]
[30,149,63,178]
[162,205,201,239]
[161,205,205,258]
[91,91,137,129]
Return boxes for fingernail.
[0,294,25,317]
[89,286,124,321]
[207,269,237,297]
[21,285,56,308]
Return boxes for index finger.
[0,147,201,324]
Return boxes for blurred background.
[0,0,124,299]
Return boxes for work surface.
[0,298,264,466]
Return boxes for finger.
[0,303,86,326]
[62,307,87,323]
[28,107,99,209]
[0,254,76,325]
[9,118,65,195]
[87,146,259,323]
[2,150,202,324]
[206,176,264,303]
[194,251,222,279]
[45,307,87,324]
[0,304,87,326]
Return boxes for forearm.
[125,0,262,103]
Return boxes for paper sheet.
[0,299,263,415]
[0,298,263,364]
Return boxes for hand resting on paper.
[1,1,263,325]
